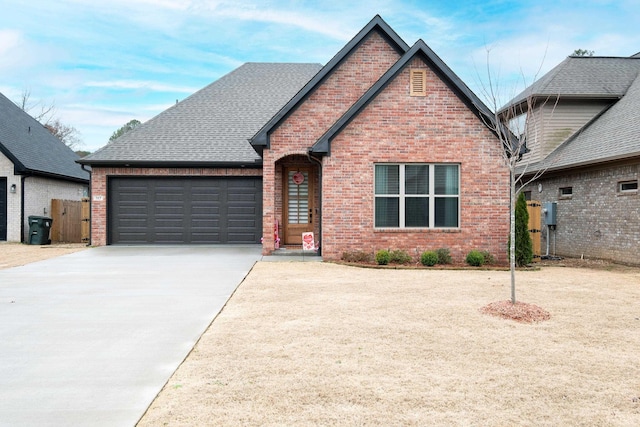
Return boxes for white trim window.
[374,164,459,228]
[618,180,638,193]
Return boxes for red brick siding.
[89,167,261,246]
[321,58,510,262]
[263,30,402,254]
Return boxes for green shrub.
[375,249,391,265]
[508,192,533,266]
[389,249,412,264]
[466,250,485,267]
[420,251,438,266]
[435,248,452,265]
[341,250,373,263]
[480,250,495,265]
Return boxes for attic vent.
[410,69,427,96]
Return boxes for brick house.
[80,16,510,262]
[503,53,640,265]
[0,92,89,242]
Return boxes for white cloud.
[84,80,199,93]
[195,1,356,40]
[0,29,22,56]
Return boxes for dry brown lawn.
[139,261,640,426]
[0,242,88,270]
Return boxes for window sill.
[374,228,461,233]
[616,191,637,197]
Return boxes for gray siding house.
[503,53,640,265]
[0,92,89,242]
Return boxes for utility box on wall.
[543,202,557,226]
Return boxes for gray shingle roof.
[81,62,322,165]
[508,56,640,107]
[0,92,89,182]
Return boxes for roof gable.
[250,15,410,154]
[311,39,498,155]
[0,92,88,182]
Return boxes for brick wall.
[90,166,261,246]
[265,35,510,261]
[321,58,510,262]
[523,161,639,265]
[263,30,402,254]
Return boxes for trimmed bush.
[389,249,412,265]
[420,251,438,266]
[480,250,495,265]
[466,250,485,267]
[341,250,373,263]
[375,249,391,265]
[435,248,452,265]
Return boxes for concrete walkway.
[0,245,262,427]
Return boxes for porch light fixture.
[10,184,16,193]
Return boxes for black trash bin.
[28,216,53,245]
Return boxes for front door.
[283,167,313,245]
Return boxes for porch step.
[261,249,322,262]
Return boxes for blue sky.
[1,0,638,152]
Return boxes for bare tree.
[17,88,57,125]
[475,50,559,304]
[45,119,82,150]
[15,89,83,149]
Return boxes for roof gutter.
[76,159,263,169]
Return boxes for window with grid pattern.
[375,164,459,228]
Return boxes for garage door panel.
[109,177,261,244]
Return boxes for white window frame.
[618,180,638,193]
[374,163,460,229]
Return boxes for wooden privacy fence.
[50,198,90,243]
[527,200,542,260]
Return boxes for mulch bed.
[480,300,551,323]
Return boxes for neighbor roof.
[506,56,640,108]
[80,62,322,166]
[0,92,89,182]
[532,70,640,172]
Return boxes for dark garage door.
[108,177,262,244]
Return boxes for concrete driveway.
[0,245,262,427]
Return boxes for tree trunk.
[510,168,516,304]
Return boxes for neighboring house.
[0,92,89,243]
[79,15,510,262]
[502,53,640,265]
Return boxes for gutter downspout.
[20,176,26,243]
[81,164,92,246]
[307,149,322,256]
